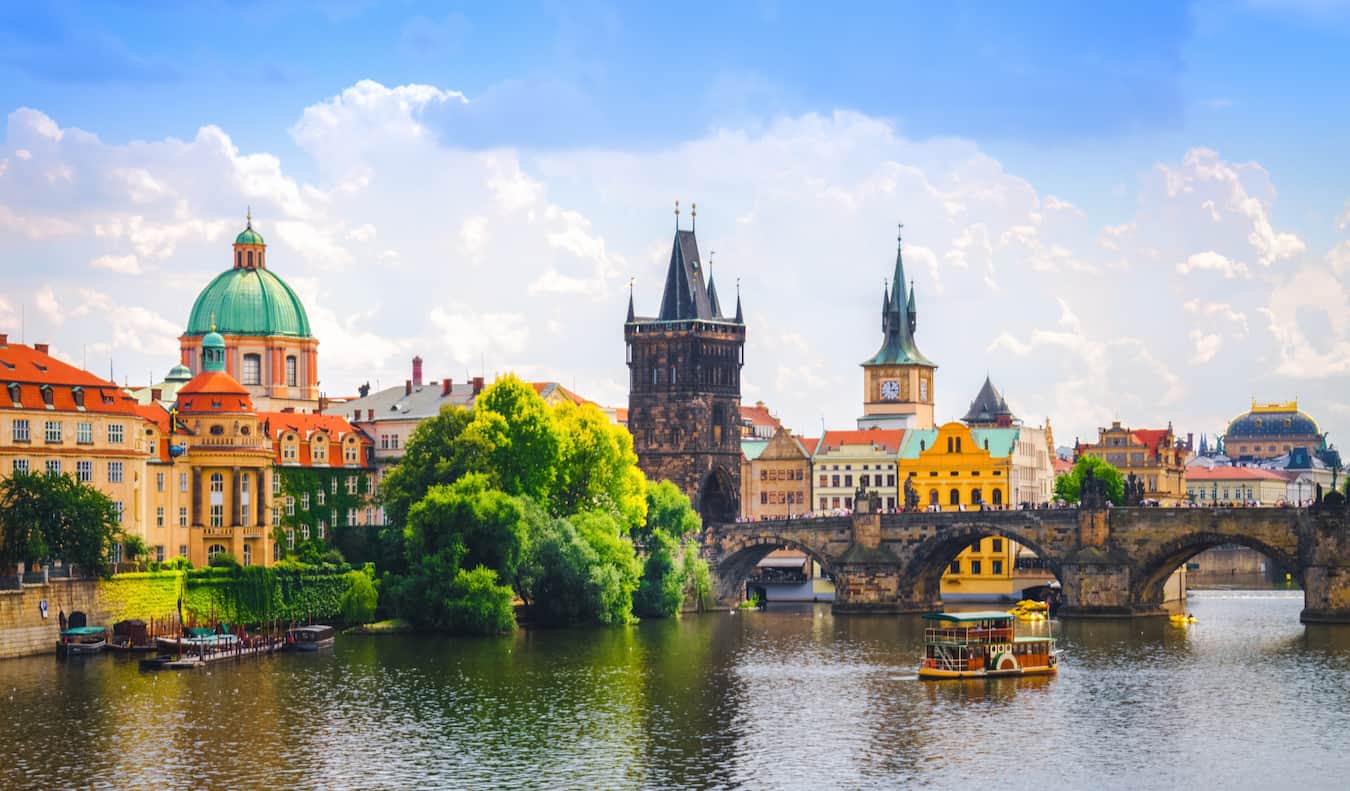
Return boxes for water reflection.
[2,591,1350,789]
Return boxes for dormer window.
[6,382,19,405]
[72,386,84,408]
[40,384,54,407]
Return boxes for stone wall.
[0,580,106,660]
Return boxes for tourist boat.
[918,610,1058,680]
[156,629,241,653]
[286,624,336,651]
[56,626,107,656]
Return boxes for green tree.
[636,481,701,544]
[444,566,516,634]
[680,545,714,612]
[471,375,562,503]
[405,474,527,584]
[552,401,648,531]
[339,567,379,624]
[379,406,494,528]
[0,472,120,577]
[518,513,613,626]
[122,534,149,568]
[633,529,683,618]
[1054,456,1126,505]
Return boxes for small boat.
[107,619,157,653]
[918,610,1059,680]
[156,629,242,653]
[1169,613,1197,625]
[57,626,107,656]
[286,624,336,651]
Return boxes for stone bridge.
[702,500,1350,623]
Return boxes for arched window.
[971,488,983,505]
[241,354,261,385]
[992,488,1003,506]
[247,250,254,267]
[236,251,242,268]
[955,437,962,453]
[947,437,954,453]
[949,489,960,506]
[207,544,226,560]
[210,472,223,492]
[712,404,725,445]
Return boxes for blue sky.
[3,1,1350,448]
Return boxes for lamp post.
[1297,479,1304,507]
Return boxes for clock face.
[880,379,900,400]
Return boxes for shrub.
[208,552,240,568]
[339,569,379,625]
[444,566,515,634]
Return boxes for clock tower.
[858,226,936,430]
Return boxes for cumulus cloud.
[1177,250,1249,278]
[89,254,141,274]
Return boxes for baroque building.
[1222,400,1329,463]
[1075,421,1189,505]
[859,228,935,431]
[180,213,319,412]
[626,217,745,522]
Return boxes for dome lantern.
[233,208,266,270]
[202,329,226,372]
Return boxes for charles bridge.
[701,495,1350,623]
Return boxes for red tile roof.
[176,371,253,413]
[1052,457,1073,474]
[739,403,781,429]
[0,341,146,416]
[257,411,371,468]
[815,428,906,455]
[1185,467,1291,482]
[1131,429,1172,450]
[797,436,820,456]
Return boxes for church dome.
[235,225,265,246]
[184,264,312,337]
[1225,403,1322,440]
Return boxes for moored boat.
[107,619,157,653]
[286,624,336,651]
[918,610,1058,680]
[156,630,242,653]
[57,626,107,656]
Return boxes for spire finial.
[674,200,680,230]
[691,202,697,232]
[246,206,252,228]
[897,222,904,244]
[210,311,216,333]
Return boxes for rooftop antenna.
[674,200,680,230]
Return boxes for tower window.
[247,250,254,267]
[286,356,298,387]
[242,354,261,386]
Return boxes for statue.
[1080,466,1106,510]
[903,475,919,512]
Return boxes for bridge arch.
[902,522,1063,608]
[708,534,837,605]
[1130,530,1302,607]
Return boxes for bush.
[680,546,713,613]
[339,569,379,625]
[444,566,515,634]
[633,530,683,618]
[208,552,240,568]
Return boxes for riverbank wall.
[0,567,355,660]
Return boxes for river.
[3,590,1349,790]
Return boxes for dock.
[139,637,288,671]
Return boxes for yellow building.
[0,335,155,562]
[170,331,277,567]
[1076,421,1189,505]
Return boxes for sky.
[3,1,1350,451]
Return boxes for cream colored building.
[811,429,905,512]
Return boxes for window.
[76,460,93,482]
[107,423,124,444]
[992,489,1003,506]
[844,475,853,487]
[380,434,390,449]
[971,560,982,575]
[110,543,122,565]
[207,544,227,560]
[366,508,373,525]
[950,489,960,506]
[179,507,188,527]
[242,545,252,567]
[113,501,124,524]
[992,559,1004,575]
[819,475,828,487]
[317,489,325,506]
[949,560,960,574]
[241,354,261,386]
[156,507,165,528]
[283,443,298,461]
[347,508,357,526]
[860,474,870,487]
[318,521,326,539]
[12,419,30,442]
[108,461,124,483]
[285,355,298,387]
[285,497,295,516]
[180,472,189,492]
[819,497,827,510]
[313,442,326,462]
[156,472,165,492]
[77,422,93,444]
[844,497,853,509]
[155,545,165,563]
[331,478,338,494]
[761,492,768,504]
[178,544,188,557]
[971,488,982,505]
[301,524,311,540]
[45,420,63,443]
[832,497,840,508]
[347,475,358,495]
[301,492,310,510]
[887,475,895,487]
[46,459,61,475]
[287,529,295,549]
[992,539,1003,553]
[210,504,223,527]
[273,475,281,495]
[210,473,224,493]
[13,459,29,474]
[831,475,840,487]
[390,435,399,450]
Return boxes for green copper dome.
[185,266,312,338]
[235,225,265,245]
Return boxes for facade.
[941,535,1017,600]
[1075,421,1189,505]
[261,411,376,559]
[1222,400,1328,462]
[1184,466,1290,506]
[180,214,319,412]
[0,336,155,551]
[897,422,1016,511]
[625,221,745,522]
[859,230,936,431]
[811,429,905,512]
[170,332,276,567]
[740,426,813,520]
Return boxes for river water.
[3,590,1349,790]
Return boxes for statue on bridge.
[1123,472,1145,506]
[903,475,919,512]
[1080,466,1108,510]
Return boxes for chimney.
[405,379,412,396]
[34,343,49,354]
[0,333,7,347]
[367,409,373,421]
[472,376,484,395]
[412,356,423,387]
[151,388,163,402]
[442,378,452,396]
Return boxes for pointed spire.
[881,278,890,334]
[246,206,252,228]
[907,278,917,336]
[706,251,722,318]
[734,278,743,324]
[891,223,907,313]
[864,223,934,368]
[626,277,635,322]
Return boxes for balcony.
[202,526,234,539]
[242,526,265,538]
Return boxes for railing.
[924,627,1013,644]
[202,527,234,538]
[241,526,265,538]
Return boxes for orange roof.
[739,403,781,429]
[1185,467,1291,482]
[1131,429,1171,450]
[257,411,366,441]
[798,436,820,456]
[613,407,629,423]
[176,370,253,413]
[531,381,593,406]
[1052,457,1073,474]
[816,428,906,455]
[0,340,145,416]
[258,410,371,468]
[134,402,171,433]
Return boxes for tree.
[633,529,683,618]
[0,472,120,577]
[518,512,630,626]
[471,375,562,503]
[339,567,379,624]
[122,534,149,568]
[552,401,648,531]
[405,474,527,584]
[380,406,494,529]
[444,566,516,634]
[1054,456,1126,505]
[636,481,701,545]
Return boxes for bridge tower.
[625,209,745,523]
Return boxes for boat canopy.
[60,626,106,636]
[921,611,1014,622]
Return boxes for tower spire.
[907,278,917,336]
[674,200,680,230]
[734,277,743,324]
[626,277,635,322]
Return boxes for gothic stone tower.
[626,218,745,524]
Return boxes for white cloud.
[1189,330,1222,364]
[1177,250,1249,278]
[89,254,142,275]
[346,223,377,242]
[428,307,530,365]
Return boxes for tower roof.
[186,265,312,337]
[863,229,934,368]
[962,375,1016,424]
[658,230,718,321]
[234,211,265,246]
